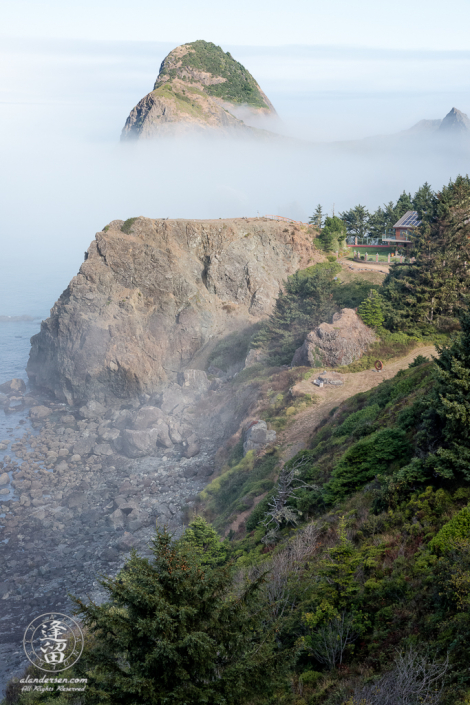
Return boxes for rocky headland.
[121,40,278,139]
[0,216,320,689]
[27,217,317,405]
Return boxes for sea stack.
[121,40,277,139]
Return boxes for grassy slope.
[159,40,269,109]
[218,362,470,703]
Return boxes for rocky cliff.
[27,217,318,405]
[121,40,277,139]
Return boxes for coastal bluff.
[27,217,318,405]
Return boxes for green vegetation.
[153,82,205,118]
[382,176,470,336]
[121,217,138,234]
[357,289,385,328]
[159,40,269,109]
[251,262,341,365]
[318,215,347,252]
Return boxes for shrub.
[409,354,430,368]
[333,403,380,438]
[324,427,412,502]
[430,505,470,551]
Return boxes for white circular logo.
[23,613,84,672]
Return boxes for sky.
[3,0,470,50]
[1,0,470,320]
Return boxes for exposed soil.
[279,344,437,460]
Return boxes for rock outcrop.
[243,420,276,455]
[291,308,377,368]
[27,217,319,405]
[121,40,278,140]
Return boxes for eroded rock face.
[27,217,318,405]
[292,308,377,368]
[243,420,276,455]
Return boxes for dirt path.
[339,258,390,274]
[280,345,437,461]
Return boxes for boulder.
[29,405,52,420]
[244,349,268,368]
[79,400,107,420]
[122,428,159,458]
[73,435,98,456]
[291,308,377,368]
[243,421,276,455]
[160,386,187,415]
[0,393,9,407]
[180,369,210,396]
[131,405,165,430]
[107,508,125,529]
[93,443,114,456]
[0,472,9,486]
[0,378,26,394]
[155,421,173,448]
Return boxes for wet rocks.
[29,406,52,420]
[292,308,377,368]
[0,379,26,394]
[243,421,276,455]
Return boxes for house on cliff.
[382,210,421,247]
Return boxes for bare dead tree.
[262,458,320,531]
[350,646,449,705]
[246,522,321,621]
[306,611,359,670]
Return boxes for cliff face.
[27,217,318,405]
[121,40,277,140]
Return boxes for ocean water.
[0,320,43,479]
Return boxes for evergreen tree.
[357,289,385,328]
[252,262,341,364]
[309,204,324,228]
[319,215,347,251]
[412,181,438,223]
[73,527,291,705]
[382,176,470,332]
[178,516,228,567]
[339,204,370,238]
[394,190,413,218]
[421,311,470,481]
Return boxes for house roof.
[393,210,421,229]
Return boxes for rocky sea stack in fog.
[121,40,278,139]
[27,217,318,405]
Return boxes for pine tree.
[382,176,470,332]
[357,289,384,328]
[339,205,370,238]
[309,204,324,228]
[412,181,438,223]
[73,526,291,705]
[178,515,228,567]
[319,216,347,251]
[252,262,341,364]
[394,190,413,218]
[421,311,470,481]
